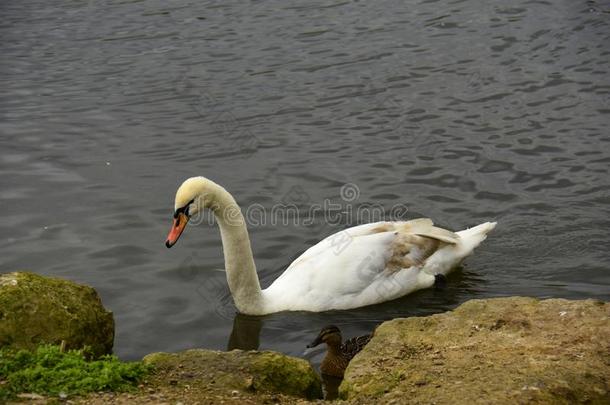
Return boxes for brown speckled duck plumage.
[307,325,372,378]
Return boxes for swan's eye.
[186,199,195,214]
[174,199,195,219]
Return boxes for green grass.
[0,345,150,400]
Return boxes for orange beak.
[165,212,189,248]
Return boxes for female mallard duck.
[307,325,371,378]
[166,176,497,315]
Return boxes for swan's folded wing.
[286,219,456,271]
[414,227,459,244]
[263,219,457,311]
[386,234,441,270]
[267,227,399,300]
[284,221,396,270]
[394,220,459,244]
[288,218,460,271]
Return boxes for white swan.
[165,177,496,315]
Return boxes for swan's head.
[307,325,342,348]
[165,177,211,248]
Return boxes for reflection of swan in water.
[228,313,262,351]
[166,176,497,315]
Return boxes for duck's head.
[307,325,342,348]
[165,177,213,248]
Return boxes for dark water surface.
[1,0,609,364]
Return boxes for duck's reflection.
[321,374,342,400]
[227,313,263,351]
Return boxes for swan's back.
[262,219,496,313]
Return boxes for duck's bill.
[165,212,189,248]
[306,336,322,348]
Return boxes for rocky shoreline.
[341,297,609,404]
[1,272,608,404]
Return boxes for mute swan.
[165,177,496,315]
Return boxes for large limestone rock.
[143,349,323,400]
[0,272,114,357]
[340,297,609,404]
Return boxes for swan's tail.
[423,221,496,277]
[456,221,497,255]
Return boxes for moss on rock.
[0,272,114,357]
[340,297,610,404]
[143,348,323,400]
[0,344,148,400]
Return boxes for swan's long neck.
[207,182,264,315]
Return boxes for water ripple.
[0,0,608,361]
